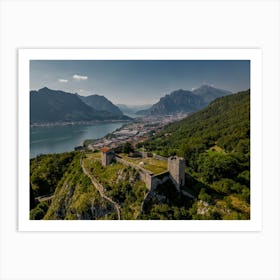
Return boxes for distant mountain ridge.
[30,85,232,123]
[192,85,232,103]
[117,104,152,115]
[30,87,130,124]
[136,85,232,115]
[78,94,123,116]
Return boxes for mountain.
[136,85,232,116]
[30,87,130,124]
[192,85,232,103]
[78,94,123,116]
[142,89,250,156]
[136,89,206,115]
[140,89,250,219]
[117,104,152,115]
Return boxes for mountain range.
[136,85,232,115]
[30,87,130,124]
[30,85,233,123]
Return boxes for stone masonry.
[100,147,186,191]
[168,156,186,191]
[101,147,115,167]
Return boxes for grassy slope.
[83,152,147,220]
[40,151,147,220]
[44,153,116,220]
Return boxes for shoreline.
[30,119,133,128]
[30,114,188,159]
[30,121,134,159]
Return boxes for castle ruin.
[168,156,186,191]
[100,147,186,191]
[101,147,115,166]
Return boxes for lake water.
[30,122,127,159]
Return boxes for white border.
[18,49,262,232]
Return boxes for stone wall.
[140,151,153,158]
[143,172,170,190]
[153,154,168,162]
[115,156,151,174]
[168,156,186,191]
[101,151,115,166]
[115,156,170,190]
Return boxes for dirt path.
[139,190,150,215]
[80,156,121,220]
[36,194,54,203]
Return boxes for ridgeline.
[138,89,250,219]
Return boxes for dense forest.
[30,87,130,123]
[138,90,250,219]
[30,152,75,219]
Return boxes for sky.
[30,60,250,105]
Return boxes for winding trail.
[139,190,150,215]
[80,156,121,220]
[36,194,54,203]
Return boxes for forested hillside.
[138,90,250,219]
[30,152,148,220]
[30,87,130,123]
[30,90,250,220]
[30,152,75,219]
[78,94,124,116]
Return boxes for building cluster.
[88,114,187,151]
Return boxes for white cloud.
[73,74,88,81]
[58,79,68,83]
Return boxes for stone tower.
[168,156,186,191]
[101,147,115,166]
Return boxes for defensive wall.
[101,148,186,191]
[153,154,168,162]
[115,156,170,190]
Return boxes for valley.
[30,89,250,220]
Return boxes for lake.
[30,122,127,158]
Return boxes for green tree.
[30,202,49,220]
[198,188,211,203]
[197,152,240,183]
[211,179,235,194]
[122,142,133,154]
